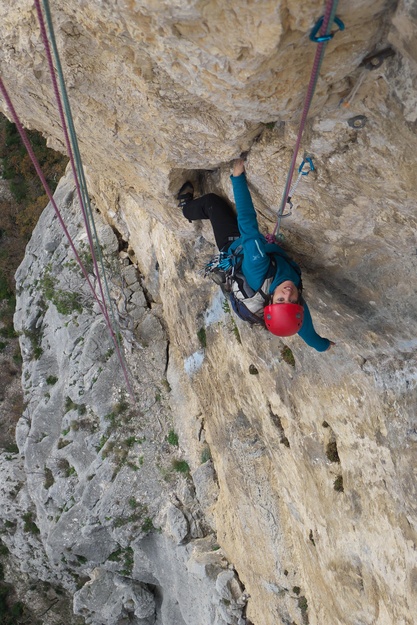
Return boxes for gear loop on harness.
[310,16,345,42]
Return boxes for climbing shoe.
[177,181,194,207]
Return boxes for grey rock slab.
[73,569,155,625]
[164,503,189,544]
[122,264,139,286]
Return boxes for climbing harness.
[202,245,304,329]
[272,0,345,240]
[202,247,273,326]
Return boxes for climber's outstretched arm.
[231,159,264,242]
[231,160,271,290]
[297,301,332,351]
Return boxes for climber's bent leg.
[182,193,240,250]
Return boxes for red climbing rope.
[0,75,135,400]
[0,77,101,305]
[273,0,343,237]
[33,0,109,326]
[32,0,135,400]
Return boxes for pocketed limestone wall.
[1,1,417,624]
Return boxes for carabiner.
[309,16,345,43]
[283,197,294,217]
[298,156,315,176]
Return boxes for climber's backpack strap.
[227,258,276,327]
[228,288,267,326]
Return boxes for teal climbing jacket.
[228,173,330,352]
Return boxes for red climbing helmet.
[264,303,304,337]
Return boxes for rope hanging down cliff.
[0,81,134,399]
[273,0,345,238]
[0,2,135,400]
[38,0,114,320]
[35,0,134,400]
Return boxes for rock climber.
[178,159,334,352]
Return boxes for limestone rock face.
[6,171,239,625]
[1,1,417,625]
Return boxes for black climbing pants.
[182,193,240,251]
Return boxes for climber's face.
[272,280,299,304]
